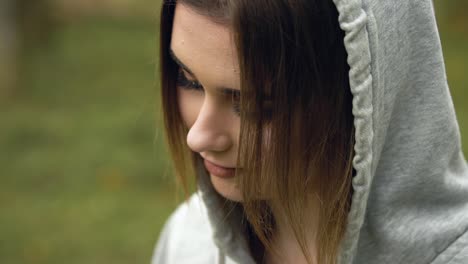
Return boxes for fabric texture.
[151,0,468,263]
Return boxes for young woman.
[152,0,468,263]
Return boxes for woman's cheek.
[178,89,203,128]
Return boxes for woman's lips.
[203,159,236,178]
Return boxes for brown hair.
[159,1,356,263]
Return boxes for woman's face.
[170,3,243,201]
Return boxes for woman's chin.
[209,173,243,202]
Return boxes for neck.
[266,198,319,264]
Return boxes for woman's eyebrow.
[169,48,240,92]
[169,48,195,77]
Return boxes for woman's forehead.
[170,3,239,86]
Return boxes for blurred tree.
[16,0,57,51]
[0,0,17,102]
[0,0,58,101]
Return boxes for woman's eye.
[229,92,241,116]
[232,102,240,116]
[176,69,204,91]
[177,67,241,116]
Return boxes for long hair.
[159,1,356,263]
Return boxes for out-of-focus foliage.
[1,1,178,264]
[434,0,468,150]
[0,1,466,263]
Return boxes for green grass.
[0,4,467,264]
[0,17,180,264]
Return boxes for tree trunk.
[0,0,18,102]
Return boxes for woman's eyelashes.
[177,69,203,91]
[176,68,241,116]
[225,90,241,116]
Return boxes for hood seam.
[331,0,375,263]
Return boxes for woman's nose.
[186,101,232,153]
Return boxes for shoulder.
[151,192,220,264]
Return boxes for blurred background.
[0,1,466,263]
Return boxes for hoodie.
[151,0,468,263]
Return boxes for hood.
[196,0,468,263]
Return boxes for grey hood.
[152,0,468,263]
[196,0,468,263]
